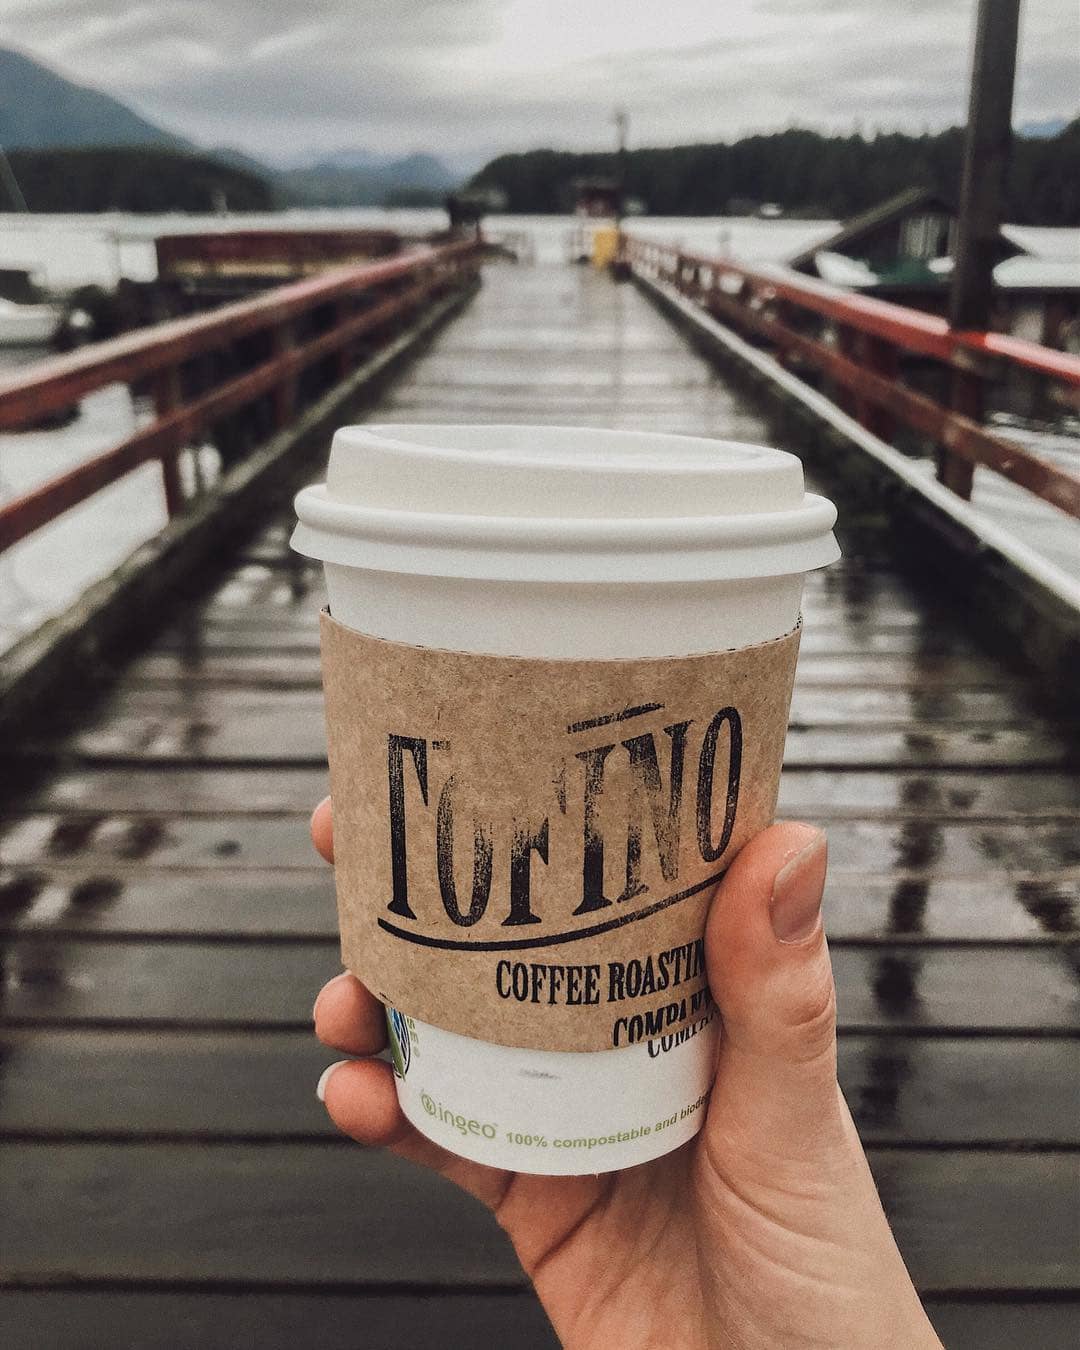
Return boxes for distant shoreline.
[468,123,1080,227]
[2,117,1078,226]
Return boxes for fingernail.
[770,831,827,944]
[316,1060,350,1102]
[312,971,351,1023]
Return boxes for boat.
[0,295,62,346]
[0,149,63,346]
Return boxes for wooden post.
[860,335,900,441]
[941,0,1021,498]
[835,326,859,418]
[152,365,185,517]
[270,321,298,427]
[333,300,352,382]
[943,367,984,496]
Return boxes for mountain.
[301,149,456,183]
[0,50,273,214]
[315,148,395,171]
[275,152,460,207]
[0,48,456,211]
[1017,118,1069,140]
[210,145,275,176]
[202,144,459,206]
[376,152,457,191]
[0,46,189,150]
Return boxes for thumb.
[704,822,841,1134]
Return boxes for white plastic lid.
[291,424,840,582]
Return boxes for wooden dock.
[1,260,1079,1348]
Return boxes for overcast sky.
[1,0,1076,165]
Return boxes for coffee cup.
[293,423,838,1174]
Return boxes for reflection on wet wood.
[0,1143,526,1286]
[37,679,1057,726]
[3,1286,1071,1350]
[924,1301,1080,1349]
[119,646,1032,690]
[2,1029,1077,1147]
[14,716,1078,767]
[2,1291,1076,1350]
[2,940,1076,1034]
[2,868,1076,943]
[12,763,1080,820]
[0,1293,561,1350]
[1,264,1078,1338]
[0,1141,1074,1292]
[3,814,1077,880]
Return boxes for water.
[0,207,841,290]
[0,385,165,653]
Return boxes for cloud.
[0,0,495,63]
[757,0,968,15]
[0,0,1075,159]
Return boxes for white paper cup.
[293,424,838,1174]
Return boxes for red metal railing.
[0,239,481,554]
[622,235,1080,519]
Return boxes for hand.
[311,798,942,1350]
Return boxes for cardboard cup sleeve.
[320,610,801,1053]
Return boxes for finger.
[313,972,387,1055]
[311,796,334,863]
[318,1058,514,1211]
[308,794,534,1209]
[703,822,839,1130]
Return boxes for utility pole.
[941,0,1022,496]
[949,0,1022,329]
[613,107,629,227]
[611,108,631,279]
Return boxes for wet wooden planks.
[3,867,1078,943]
[16,691,1078,767]
[3,812,1078,880]
[0,1142,1076,1294]
[2,262,1079,1346]
[2,1029,1078,1147]
[2,1288,1070,1350]
[12,761,1080,820]
[0,1295,1070,1350]
[0,1293,562,1350]
[1,940,1077,1034]
[4,864,1074,950]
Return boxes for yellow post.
[591,226,619,269]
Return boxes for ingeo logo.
[388,1007,412,1078]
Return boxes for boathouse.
[787,186,1080,350]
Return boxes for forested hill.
[468,122,1080,225]
[4,148,275,214]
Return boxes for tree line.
[468,122,1080,225]
[1,148,275,213]
[4,123,1075,223]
